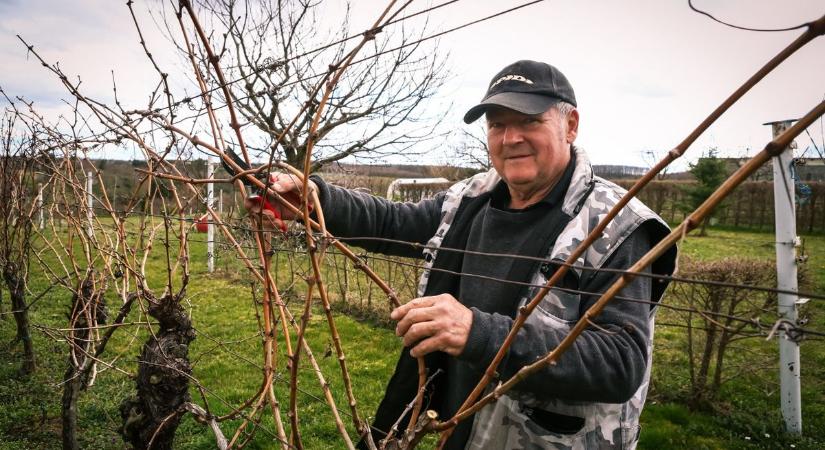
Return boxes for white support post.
[86,171,94,238]
[207,159,216,273]
[767,119,802,434]
[37,183,44,230]
[84,172,97,388]
[112,176,118,213]
[219,189,224,214]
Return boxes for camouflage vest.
[418,147,671,450]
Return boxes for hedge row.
[615,180,825,233]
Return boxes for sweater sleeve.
[310,175,446,259]
[458,224,654,403]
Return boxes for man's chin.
[501,172,539,188]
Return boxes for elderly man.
[252,60,676,449]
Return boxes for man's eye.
[487,122,502,129]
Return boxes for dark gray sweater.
[311,167,654,449]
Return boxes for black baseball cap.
[463,60,577,124]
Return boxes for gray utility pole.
[207,159,216,273]
[765,119,802,434]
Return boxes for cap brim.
[463,92,560,124]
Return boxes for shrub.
[669,257,779,409]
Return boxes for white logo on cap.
[490,74,534,89]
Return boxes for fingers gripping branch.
[391,295,473,358]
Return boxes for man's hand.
[243,172,317,231]
[390,294,473,358]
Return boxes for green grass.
[640,227,825,450]
[2,225,824,449]
[638,403,725,450]
[0,274,400,449]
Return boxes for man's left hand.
[390,294,473,358]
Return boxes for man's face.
[486,106,578,203]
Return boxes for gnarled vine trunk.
[2,263,36,375]
[62,272,107,450]
[120,292,195,450]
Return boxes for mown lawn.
[641,228,825,450]
[1,226,824,449]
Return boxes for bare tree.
[640,149,672,180]
[451,123,490,171]
[177,0,449,170]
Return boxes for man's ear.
[566,109,579,144]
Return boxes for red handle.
[247,188,311,234]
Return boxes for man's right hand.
[243,172,317,230]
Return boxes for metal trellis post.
[86,171,93,238]
[37,182,44,230]
[207,158,215,273]
[766,119,802,434]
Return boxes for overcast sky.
[1,0,823,170]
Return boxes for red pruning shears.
[220,149,291,233]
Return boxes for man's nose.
[502,124,525,146]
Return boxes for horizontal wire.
[357,251,825,339]
[36,191,825,341]
[167,235,825,341]
[38,309,347,440]
[160,0,465,111]
[32,313,809,450]
[12,1,543,167]
[98,0,545,137]
[39,199,825,303]
[27,253,822,447]
[189,324,391,436]
[325,235,825,301]
[30,293,395,439]
[252,0,547,97]
[687,0,813,33]
[32,324,296,448]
